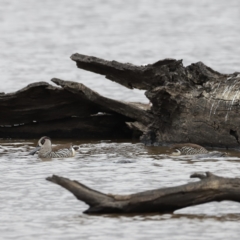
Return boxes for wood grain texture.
[46,172,240,214]
[2,53,240,145]
[71,53,240,148]
[0,82,102,125]
[52,78,152,125]
[0,79,149,139]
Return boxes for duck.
[170,143,209,155]
[170,143,227,157]
[29,136,79,158]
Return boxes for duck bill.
[29,146,41,155]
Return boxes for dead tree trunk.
[0,80,150,139]
[1,53,240,146]
[46,172,240,214]
[71,53,240,148]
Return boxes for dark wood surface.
[0,79,149,139]
[47,172,240,214]
[0,82,101,125]
[1,53,240,146]
[0,114,133,139]
[71,53,240,148]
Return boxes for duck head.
[171,149,181,156]
[29,136,51,155]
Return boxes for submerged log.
[46,172,240,214]
[71,53,240,148]
[0,80,149,139]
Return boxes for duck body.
[30,136,77,158]
[170,143,208,155]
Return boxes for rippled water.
[1,0,240,101]
[1,0,240,239]
[1,140,240,240]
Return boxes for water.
[1,140,240,240]
[1,0,240,101]
[1,0,240,239]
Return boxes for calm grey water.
[1,0,240,239]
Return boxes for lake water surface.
[1,140,240,240]
[1,0,240,239]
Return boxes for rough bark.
[46,172,240,214]
[52,78,152,125]
[0,80,149,139]
[1,53,239,145]
[0,82,100,125]
[71,53,240,148]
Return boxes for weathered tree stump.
[71,53,240,148]
[46,172,240,214]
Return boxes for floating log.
[1,53,240,146]
[0,80,149,139]
[71,53,240,148]
[46,172,240,214]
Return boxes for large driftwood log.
[1,53,240,145]
[0,80,149,138]
[46,172,240,214]
[71,53,240,148]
